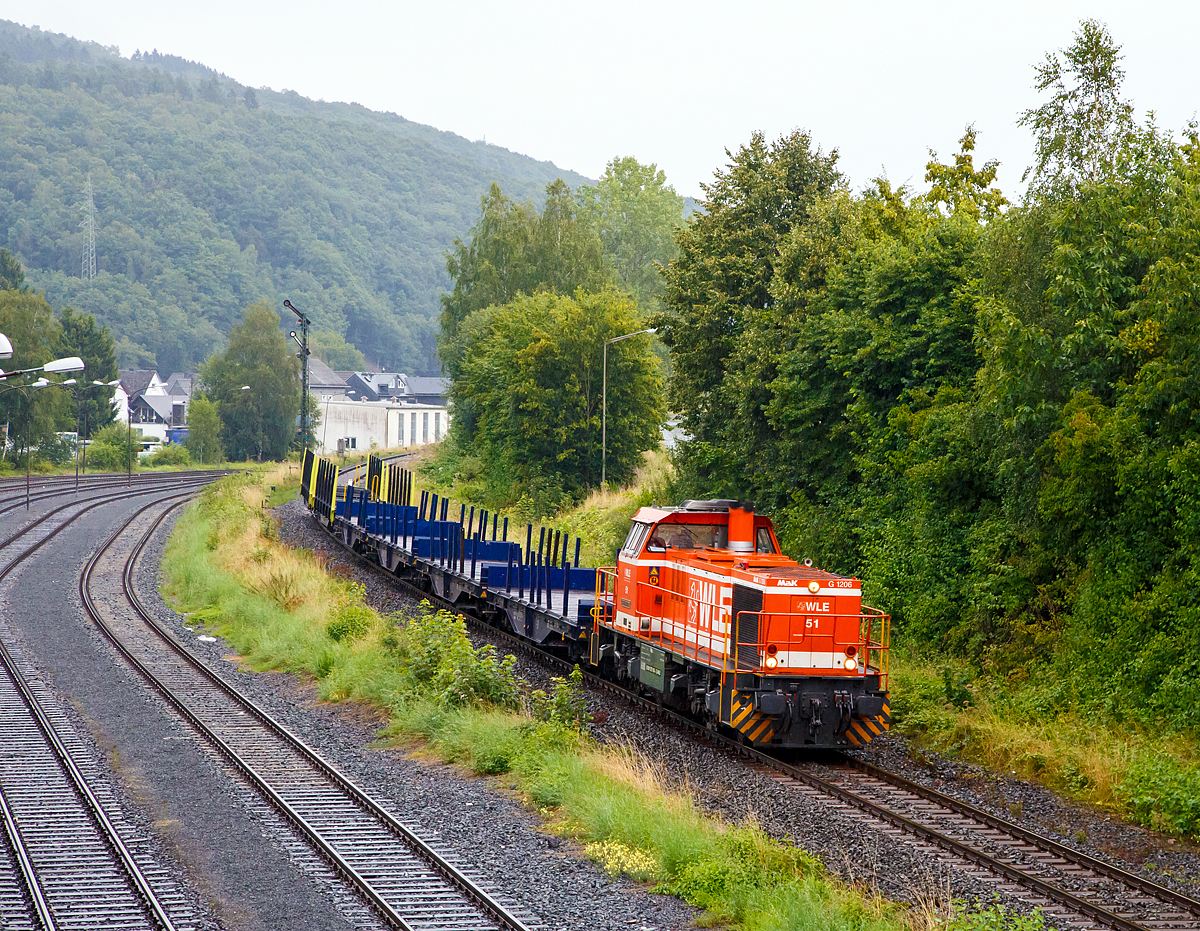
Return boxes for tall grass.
[889,648,1200,838]
[162,467,1045,930]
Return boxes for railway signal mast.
[284,300,311,449]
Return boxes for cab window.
[648,523,728,550]
[621,522,651,556]
[756,527,777,554]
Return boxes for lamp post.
[0,379,48,511]
[0,354,86,508]
[78,378,120,490]
[602,328,656,489]
[284,300,311,450]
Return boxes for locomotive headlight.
[765,655,778,669]
[807,581,820,593]
[844,657,858,670]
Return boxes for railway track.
[0,474,226,931]
[0,469,229,514]
[75,493,534,931]
[316,497,1200,931]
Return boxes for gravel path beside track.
[142,501,701,931]
[0,487,357,931]
[265,496,1200,921]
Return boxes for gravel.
[261,502,1032,913]
[145,494,1200,926]
[850,734,1200,900]
[140,501,700,931]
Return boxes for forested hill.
[0,20,592,375]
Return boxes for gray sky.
[5,1,1199,199]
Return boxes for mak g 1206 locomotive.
[592,499,889,747]
[304,453,890,749]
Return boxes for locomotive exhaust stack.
[728,502,755,553]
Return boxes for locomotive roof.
[757,565,852,582]
[632,502,767,523]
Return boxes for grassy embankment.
[411,447,1200,844]
[163,464,1022,931]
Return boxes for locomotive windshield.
[647,523,727,550]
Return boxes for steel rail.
[0,475,222,580]
[0,470,229,521]
[0,475,224,929]
[81,496,530,931]
[0,783,57,931]
[0,634,177,930]
[322,508,1200,931]
[0,473,219,557]
[840,757,1200,919]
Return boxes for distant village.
[118,356,449,455]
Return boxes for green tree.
[439,180,611,380]
[200,301,300,461]
[577,156,685,310]
[308,330,366,371]
[0,248,26,292]
[0,290,66,459]
[655,129,841,492]
[453,289,662,501]
[1018,18,1168,194]
[86,422,139,473]
[58,305,118,438]
[184,395,223,464]
[924,127,1008,220]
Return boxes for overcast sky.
[5,1,1199,199]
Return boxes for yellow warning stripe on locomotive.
[730,694,775,744]
[845,700,891,746]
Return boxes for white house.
[315,396,449,455]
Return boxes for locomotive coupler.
[833,690,853,734]
[808,698,823,738]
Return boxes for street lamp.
[0,376,76,509]
[602,328,656,489]
[0,353,86,506]
[0,355,85,381]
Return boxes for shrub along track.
[0,472,226,930]
[80,494,534,931]
[314,490,1200,931]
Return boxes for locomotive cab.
[601,499,890,747]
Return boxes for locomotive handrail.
[728,608,889,683]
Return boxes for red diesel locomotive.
[306,451,889,749]
[592,499,890,747]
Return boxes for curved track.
[76,493,533,931]
[316,498,1200,931]
[0,473,225,930]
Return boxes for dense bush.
[143,442,190,467]
[388,604,520,709]
[656,24,1200,735]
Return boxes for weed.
[1116,752,1200,838]
[260,568,305,611]
[527,666,589,731]
[947,902,1045,931]
[942,668,973,709]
